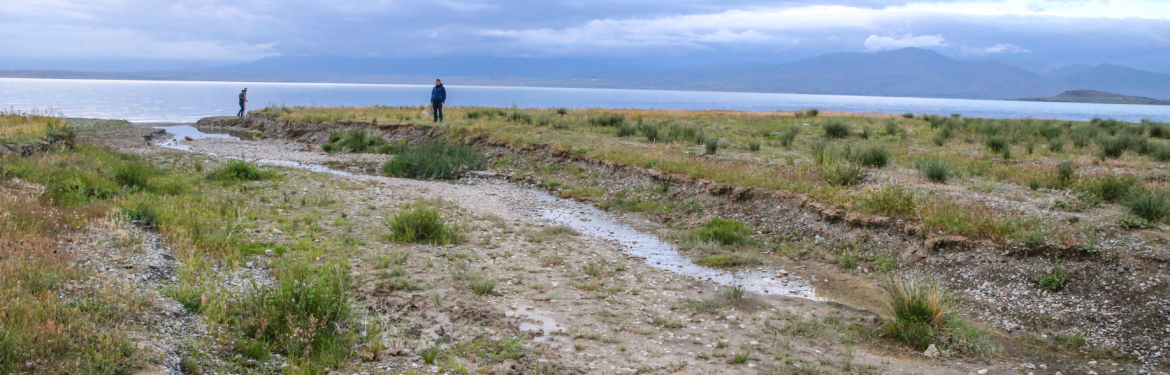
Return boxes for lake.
[3,77,1170,123]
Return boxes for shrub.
[206,160,276,182]
[903,113,915,119]
[419,347,441,364]
[616,123,638,137]
[692,219,751,246]
[587,113,626,127]
[917,159,950,183]
[806,108,819,117]
[1080,175,1137,203]
[703,137,718,155]
[536,115,552,126]
[931,134,947,146]
[640,123,661,142]
[121,200,160,229]
[381,141,486,179]
[1099,137,1129,159]
[747,141,761,152]
[1151,145,1170,162]
[1037,266,1071,291]
[555,108,568,116]
[1048,138,1065,152]
[852,147,891,168]
[385,202,462,245]
[1125,190,1170,222]
[822,120,850,138]
[778,127,799,147]
[1055,161,1075,186]
[731,352,749,364]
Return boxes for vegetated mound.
[1018,90,1170,105]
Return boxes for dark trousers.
[432,101,443,122]
[238,102,245,117]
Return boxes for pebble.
[976,370,988,375]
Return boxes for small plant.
[855,185,917,219]
[616,123,638,137]
[469,278,496,295]
[747,141,761,152]
[555,107,568,116]
[1080,175,1137,203]
[386,202,462,245]
[883,277,950,350]
[931,133,947,146]
[1099,137,1129,159]
[777,127,799,147]
[1036,266,1071,291]
[695,252,760,268]
[1056,161,1075,186]
[731,352,749,364]
[692,219,751,245]
[1118,215,1155,229]
[419,347,441,364]
[806,108,820,117]
[703,137,718,155]
[903,113,915,119]
[823,120,851,138]
[1048,138,1065,152]
[917,159,950,183]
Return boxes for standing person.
[237,88,248,117]
[430,79,446,123]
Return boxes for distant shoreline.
[1014,90,1170,106]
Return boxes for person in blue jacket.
[237,88,248,117]
[431,79,446,123]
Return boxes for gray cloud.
[1,0,1168,73]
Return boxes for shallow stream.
[152,125,818,301]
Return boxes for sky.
[1,0,1169,73]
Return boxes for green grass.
[381,141,486,179]
[917,159,950,184]
[1125,189,1170,222]
[1080,175,1137,203]
[469,278,496,295]
[690,219,751,246]
[206,160,278,182]
[851,147,891,168]
[0,110,68,144]
[385,201,463,245]
[823,120,851,138]
[882,277,997,356]
[854,185,917,219]
[323,128,380,153]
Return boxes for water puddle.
[153,125,236,151]
[534,195,819,300]
[252,159,354,176]
[506,305,563,342]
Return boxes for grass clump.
[1079,175,1137,203]
[703,136,719,155]
[587,113,626,127]
[916,159,950,184]
[381,141,486,179]
[323,128,380,153]
[851,147,891,168]
[469,278,497,295]
[694,252,761,268]
[1125,189,1170,222]
[819,162,867,186]
[855,185,917,219]
[882,277,997,356]
[690,219,752,246]
[206,160,277,182]
[823,120,851,138]
[385,201,462,245]
[1036,266,1071,291]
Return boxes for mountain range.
[3,48,1168,101]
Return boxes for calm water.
[3,77,1170,122]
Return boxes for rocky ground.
[67,120,1165,374]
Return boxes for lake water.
[3,77,1170,123]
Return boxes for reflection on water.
[507,305,563,342]
[535,197,819,300]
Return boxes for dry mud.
[76,119,1168,374]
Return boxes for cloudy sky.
[2,0,1169,72]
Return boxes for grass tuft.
[385,201,463,245]
[1037,266,1071,291]
[823,120,851,138]
[381,141,486,179]
[206,160,276,182]
[917,159,950,184]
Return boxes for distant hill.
[3,48,1169,101]
[1017,90,1170,105]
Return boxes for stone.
[976,369,988,375]
[922,344,939,358]
[1022,363,1036,369]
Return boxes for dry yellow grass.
[0,112,66,144]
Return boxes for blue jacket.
[431,85,446,103]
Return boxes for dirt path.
[76,121,1142,374]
